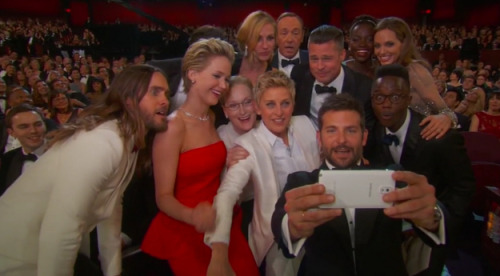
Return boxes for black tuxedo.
[271,49,309,69]
[290,64,375,130]
[271,163,440,276]
[366,110,475,276]
[0,147,32,196]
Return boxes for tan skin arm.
[153,115,215,232]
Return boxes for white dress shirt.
[309,67,345,129]
[278,51,300,77]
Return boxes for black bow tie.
[281,58,300,67]
[382,134,400,146]
[315,84,337,94]
[21,153,38,162]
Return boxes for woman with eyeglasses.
[218,76,258,148]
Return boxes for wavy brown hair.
[375,17,430,69]
[47,64,165,150]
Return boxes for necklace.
[178,108,209,121]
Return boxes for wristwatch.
[433,205,442,224]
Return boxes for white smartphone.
[318,170,395,209]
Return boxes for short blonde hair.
[254,70,295,104]
[236,11,276,64]
[220,75,253,106]
[182,38,235,92]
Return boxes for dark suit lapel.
[341,65,356,97]
[400,110,422,168]
[375,124,395,164]
[271,51,279,69]
[299,50,309,64]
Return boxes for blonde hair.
[236,10,276,64]
[220,75,253,106]
[254,70,295,104]
[182,38,235,92]
[375,17,429,69]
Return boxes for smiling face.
[371,76,411,132]
[189,56,232,106]
[254,23,276,62]
[277,16,304,59]
[374,29,402,65]
[8,111,46,153]
[349,22,374,64]
[319,110,367,169]
[223,83,256,134]
[52,93,69,111]
[308,40,346,85]
[137,72,169,131]
[256,86,294,140]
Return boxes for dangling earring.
[244,45,248,57]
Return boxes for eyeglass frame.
[371,93,408,104]
[224,98,254,111]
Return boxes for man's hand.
[191,201,215,233]
[226,145,249,168]
[284,184,342,241]
[383,171,438,231]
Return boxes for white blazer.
[206,115,320,266]
[0,120,138,276]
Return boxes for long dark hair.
[47,64,165,151]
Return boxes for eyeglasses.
[371,94,407,104]
[225,98,253,111]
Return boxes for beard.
[141,111,168,132]
[323,144,363,169]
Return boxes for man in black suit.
[272,94,445,276]
[366,64,475,276]
[271,12,309,77]
[290,25,374,130]
[0,104,46,196]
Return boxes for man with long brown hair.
[0,64,169,276]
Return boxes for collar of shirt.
[384,109,411,146]
[324,159,361,170]
[313,66,344,94]
[278,51,300,70]
[257,120,293,148]
[21,140,47,158]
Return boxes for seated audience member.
[272,93,444,276]
[69,68,84,93]
[51,77,90,108]
[0,78,7,114]
[470,91,500,139]
[446,68,463,91]
[291,25,374,130]
[0,104,47,196]
[32,80,50,112]
[442,88,471,131]
[366,64,475,276]
[85,77,106,105]
[461,74,486,108]
[455,88,484,118]
[205,70,320,276]
[48,91,83,126]
[272,12,308,77]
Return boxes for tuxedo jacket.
[205,116,320,267]
[290,64,375,130]
[0,147,24,196]
[272,163,440,276]
[271,49,309,69]
[366,110,475,276]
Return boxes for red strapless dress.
[141,141,258,276]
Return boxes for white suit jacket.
[206,115,320,265]
[0,120,138,276]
